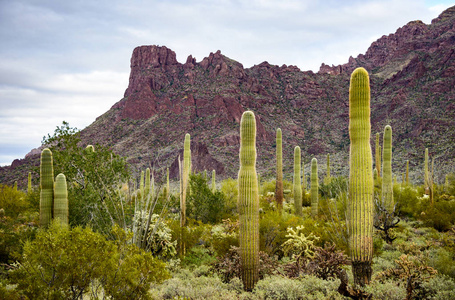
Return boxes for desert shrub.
[259,210,303,257]
[182,246,216,268]
[220,178,238,218]
[363,280,406,300]
[428,247,455,278]
[394,185,419,218]
[0,278,24,300]
[10,221,169,299]
[253,275,343,300]
[306,243,349,280]
[419,198,455,231]
[211,246,279,283]
[0,184,28,217]
[318,176,348,200]
[210,218,239,257]
[420,275,455,300]
[187,173,225,224]
[168,218,211,256]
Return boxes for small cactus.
[238,111,259,291]
[311,158,319,216]
[293,146,302,216]
[54,173,68,225]
[40,148,54,227]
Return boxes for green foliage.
[394,185,419,218]
[220,178,238,218]
[10,221,169,299]
[42,121,131,234]
[210,218,239,257]
[0,184,28,218]
[187,173,225,224]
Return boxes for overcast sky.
[0,0,454,166]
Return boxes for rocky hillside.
[2,6,455,186]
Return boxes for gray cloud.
[0,0,453,166]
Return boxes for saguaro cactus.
[293,146,302,216]
[40,148,54,227]
[54,173,68,225]
[166,167,170,199]
[302,161,306,191]
[382,125,394,213]
[212,169,216,193]
[324,154,331,185]
[275,128,284,209]
[27,172,32,194]
[424,148,430,195]
[238,111,259,291]
[311,158,319,216]
[145,168,151,197]
[375,133,381,177]
[181,133,191,227]
[348,67,374,286]
[406,160,409,185]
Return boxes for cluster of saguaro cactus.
[238,111,260,291]
[293,146,302,216]
[40,148,68,227]
[382,125,394,213]
[348,67,374,286]
[40,148,54,227]
[311,158,318,216]
[54,173,68,225]
[275,128,284,209]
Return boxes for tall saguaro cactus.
[311,158,319,216]
[145,168,151,197]
[375,133,381,177]
[54,173,68,225]
[212,169,216,193]
[293,146,302,216]
[348,67,374,286]
[181,133,191,227]
[275,128,284,209]
[238,111,260,291]
[40,148,54,227]
[382,125,394,213]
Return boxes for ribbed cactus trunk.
[324,154,331,185]
[293,146,302,216]
[212,169,216,193]
[181,133,191,228]
[140,170,145,200]
[348,67,374,286]
[145,168,151,197]
[275,128,284,209]
[54,173,68,225]
[375,133,381,177]
[311,158,319,216]
[382,125,394,213]
[302,161,306,192]
[40,148,54,227]
[238,111,259,291]
[406,160,409,185]
[27,172,32,194]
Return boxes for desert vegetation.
[1,67,455,300]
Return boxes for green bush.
[363,280,406,300]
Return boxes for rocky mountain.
[2,6,455,186]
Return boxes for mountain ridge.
[2,6,455,186]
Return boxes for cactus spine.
[293,146,302,216]
[212,169,216,193]
[311,158,319,216]
[54,173,68,225]
[382,125,394,213]
[375,132,381,177]
[275,128,284,209]
[40,148,54,227]
[348,67,374,285]
[238,111,259,291]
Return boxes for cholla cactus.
[311,158,318,216]
[275,128,284,209]
[293,146,302,216]
[348,67,374,286]
[238,111,259,291]
[382,125,394,213]
[40,148,54,227]
[54,173,68,225]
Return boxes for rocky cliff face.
[2,6,455,186]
